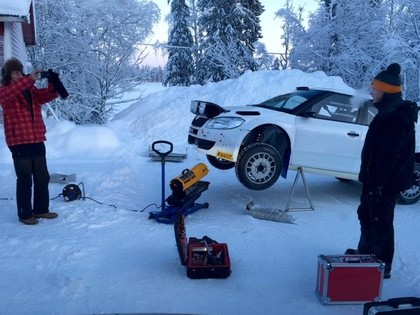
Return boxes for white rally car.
[188,87,420,204]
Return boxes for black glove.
[44,69,69,99]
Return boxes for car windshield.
[252,90,323,112]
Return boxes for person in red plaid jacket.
[0,58,60,225]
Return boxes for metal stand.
[284,167,315,212]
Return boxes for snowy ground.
[0,70,419,315]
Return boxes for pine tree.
[187,0,200,73]
[196,0,232,83]
[195,0,264,83]
[163,0,194,86]
[238,0,264,70]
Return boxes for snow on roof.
[0,0,32,20]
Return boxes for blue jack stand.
[148,140,209,224]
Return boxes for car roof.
[297,86,372,100]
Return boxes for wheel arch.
[240,124,291,178]
[242,124,290,149]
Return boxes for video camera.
[40,69,69,99]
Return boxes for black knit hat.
[1,57,24,86]
[371,63,402,94]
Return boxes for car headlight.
[206,117,245,129]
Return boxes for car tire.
[206,155,235,170]
[397,162,420,205]
[235,142,282,191]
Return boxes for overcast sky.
[143,0,318,66]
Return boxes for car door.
[291,93,367,174]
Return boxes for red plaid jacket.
[0,76,59,147]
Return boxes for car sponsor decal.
[216,151,233,161]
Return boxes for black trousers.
[357,184,400,273]
[10,143,50,220]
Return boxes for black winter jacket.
[359,93,418,191]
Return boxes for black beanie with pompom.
[371,63,402,94]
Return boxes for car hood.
[216,105,284,118]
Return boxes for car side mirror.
[303,111,317,118]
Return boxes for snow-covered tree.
[271,57,281,70]
[275,0,306,69]
[288,0,388,90]
[195,0,263,83]
[28,0,159,124]
[163,0,194,86]
[253,42,273,70]
[186,0,200,72]
[383,0,420,100]
[237,0,264,71]
[196,0,231,83]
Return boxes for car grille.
[188,135,215,150]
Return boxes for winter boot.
[34,212,58,219]
[345,248,359,255]
[19,217,39,225]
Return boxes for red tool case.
[174,215,231,279]
[316,254,385,304]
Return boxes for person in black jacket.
[346,63,418,279]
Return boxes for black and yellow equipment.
[149,140,209,224]
[169,163,209,194]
